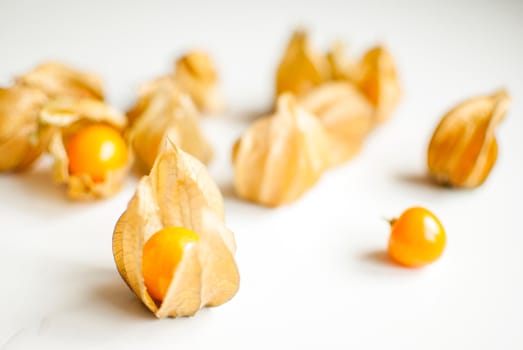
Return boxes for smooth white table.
[1,0,522,348]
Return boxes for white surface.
[1,0,523,349]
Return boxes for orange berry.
[142,227,200,302]
[387,207,446,267]
[66,124,127,182]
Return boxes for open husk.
[352,46,401,124]
[113,142,239,318]
[127,77,212,172]
[427,89,510,188]
[0,85,48,171]
[275,30,400,125]
[39,98,129,199]
[233,94,330,207]
[16,62,104,100]
[326,41,357,82]
[173,51,223,114]
[298,82,375,166]
[275,30,331,96]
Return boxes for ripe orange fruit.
[388,207,446,267]
[142,227,200,302]
[66,124,127,182]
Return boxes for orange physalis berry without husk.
[387,207,446,268]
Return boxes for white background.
[1,0,522,349]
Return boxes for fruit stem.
[383,217,397,227]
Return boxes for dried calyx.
[174,51,223,114]
[350,46,401,124]
[127,77,212,172]
[233,93,330,207]
[324,41,401,124]
[113,142,239,318]
[0,62,106,172]
[0,86,48,171]
[326,41,356,81]
[275,30,401,124]
[275,30,331,96]
[16,61,104,100]
[236,30,402,208]
[427,89,510,189]
[298,82,375,166]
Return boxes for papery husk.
[352,46,401,124]
[112,142,238,318]
[173,51,223,114]
[427,89,510,189]
[233,94,330,207]
[327,41,357,81]
[40,98,126,129]
[298,82,375,167]
[127,77,212,172]
[126,76,172,126]
[275,30,331,96]
[39,98,129,199]
[16,62,104,100]
[0,85,48,171]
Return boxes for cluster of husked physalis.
[0,29,512,317]
[114,53,240,318]
[0,51,220,199]
[233,30,402,207]
[232,30,511,269]
[127,51,220,173]
[0,52,239,318]
[0,62,128,199]
[392,88,510,267]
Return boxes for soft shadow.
[6,165,117,218]
[130,161,147,179]
[356,248,421,276]
[52,261,153,321]
[395,172,446,190]
[361,249,394,266]
[219,180,276,212]
[4,166,85,218]
[219,181,239,200]
[17,166,67,202]
[222,106,273,122]
[90,278,153,320]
